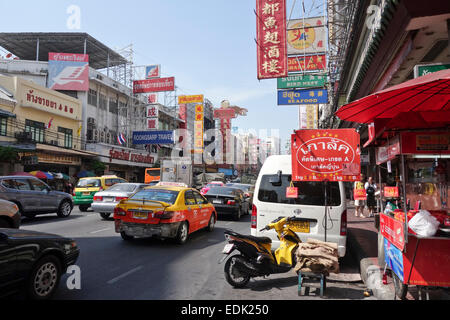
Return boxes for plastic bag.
[408,210,440,237]
[384,202,398,214]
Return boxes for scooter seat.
[225,231,272,244]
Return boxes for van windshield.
[258,175,341,206]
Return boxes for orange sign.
[178,95,204,105]
[384,186,399,198]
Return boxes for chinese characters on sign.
[194,104,204,154]
[278,89,328,105]
[299,105,318,129]
[287,55,327,73]
[287,17,326,55]
[256,0,288,80]
[291,129,361,182]
[146,105,159,130]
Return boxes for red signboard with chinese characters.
[288,55,327,73]
[256,0,288,80]
[384,186,400,198]
[133,77,175,94]
[291,129,361,182]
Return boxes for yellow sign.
[194,104,204,151]
[178,95,204,105]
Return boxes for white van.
[251,155,347,257]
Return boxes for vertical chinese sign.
[146,105,159,130]
[256,0,288,80]
[194,104,204,154]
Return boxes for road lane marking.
[225,222,233,226]
[107,266,143,284]
[90,228,111,234]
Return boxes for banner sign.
[278,74,326,89]
[384,186,400,198]
[256,0,288,80]
[380,213,405,251]
[145,65,161,79]
[291,129,361,182]
[376,135,401,165]
[414,63,450,78]
[384,238,405,282]
[146,105,159,118]
[48,53,89,92]
[178,95,204,105]
[278,89,328,105]
[148,94,158,104]
[401,132,450,154]
[133,77,175,94]
[287,17,326,55]
[287,55,327,73]
[132,131,174,145]
[214,108,236,119]
[354,188,367,201]
[179,104,187,121]
[147,118,158,130]
[194,104,204,153]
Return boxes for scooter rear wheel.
[224,255,251,288]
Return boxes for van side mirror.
[269,171,282,185]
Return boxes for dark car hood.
[0,228,70,241]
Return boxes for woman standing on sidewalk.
[365,177,378,217]
[354,175,367,218]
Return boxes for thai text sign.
[133,77,175,94]
[354,188,367,201]
[256,0,288,80]
[287,55,326,73]
[278,74,326,89]
[401,132,450,154]
[380,213,405,251]
[132,131,174,145]
[48,53,89,92]
[278,89,328,105]
[287,17,326,55]
[178,95,204,105]
[109,149,155,165]
[291,129,361,182]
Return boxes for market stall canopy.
[335,69,450,125]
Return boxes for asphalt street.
[19,207,374,300]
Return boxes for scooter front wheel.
[224,255,251,288]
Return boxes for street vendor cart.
[336,69,450,299]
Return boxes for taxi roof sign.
[156,182,188,188]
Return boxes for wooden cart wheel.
[393,273,408,300]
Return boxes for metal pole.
[36,38,40,61]
[400,154,408,245]
[84,38,87,54]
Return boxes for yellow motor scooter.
[221,216,304,288]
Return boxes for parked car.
[114,184,217,244]
[0,199,21,229]
[91,183,149,220]
[226,183,254,206]
[251,155,347,257]
[204,186,250,221]
[200,181,225,195]
[73,175,127,212]
[0,229,80,300]
[0,176,74,219]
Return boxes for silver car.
[91,183,149,219]
[0,176,73,219]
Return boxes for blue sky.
[0,0,324,151]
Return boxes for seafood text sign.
[291,129,361,182]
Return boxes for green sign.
[278,75,326,89]
[415,64,450,78]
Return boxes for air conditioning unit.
[106,133,111,144]
[93,129,99,142]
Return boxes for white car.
[91,183,149,220]
[251,155,348,257]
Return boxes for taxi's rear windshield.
[258,175,341,206]
[76,179,101,188]
[130,189,179,204]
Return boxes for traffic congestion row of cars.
[0,173,254,299]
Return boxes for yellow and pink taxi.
[114,183,217,244]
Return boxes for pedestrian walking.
[354,175,366,218]
[365,177,378,217]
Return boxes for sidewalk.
[346,201,450,300]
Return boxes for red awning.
[335,69,450,125]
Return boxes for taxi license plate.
[83,192,91,196]
[223,244,234,254]
[133,212,148,219]
[290,221,310,233]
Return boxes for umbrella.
[30,171,54,180]
[335,69,450,125]
[77,171,95,178]
[11,172,34,177]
